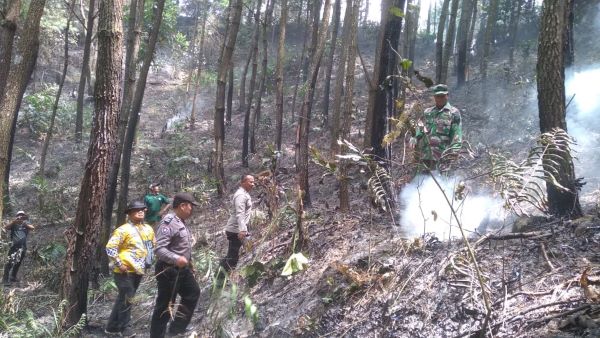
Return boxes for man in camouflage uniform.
[413,84,462,171]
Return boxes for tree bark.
[0,0,45,219]
[251,0,274,154]
[75,0,97,143]
[440,0,459,84]
[190,0,210,129]
[537,0,581,218]
[435,0,449,83]
[456,0,474,86]
[480,0,499,90]
[226,62,234,125]
[507,0,523,67]
[0,0,21,98]
[238,38,252,112]
[329,0,352,153]
[563,0,574,68]
[61,0,122,327]
[321,0,341,128]
[116,0,166,225]
[242,0,262,167]
[290,3,310,119]
[39,1,75,177]
[339,0,358,212]
[363,0,405,162]
[275,0,288,151]
[296,0,332,206]
[214,0,243,196]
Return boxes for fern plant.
[490,128,579,216]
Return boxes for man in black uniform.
[3,210,35,286]
[150,192,200,338]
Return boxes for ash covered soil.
[3,56,600,338]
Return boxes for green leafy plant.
[244,295,259,325]
[281,252,309,276]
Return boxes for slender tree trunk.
[322,0,341,128]
[61,0,122,327]
[339,0,358,212]
[440,0,459,83]
[275,0,288,151]
[329,0,352,153]
[296,0,332,207]
[226,62,234,125]
[75,0,96,143]
[363,0,405,161]
[456,0,474,86]
[508,0,523,67]
[537,0,581,218]
[0,0,45,219]
[480,0,499,90]
[251,0,274,154]
[563,0,574,68]
[39,3,74,177]
[214,0,243,196]
[407,0,420,76]
[242,0,262,167]
[303,0,320,82]
[426,0,431,36]
[291,1,310,118]
[435,0,449,83]
[190,1,210,128]
[238,43,252,112]
[116,0,166,224]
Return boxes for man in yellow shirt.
[105,201,155,337]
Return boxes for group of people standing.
[105,176,255,338]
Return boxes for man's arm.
[106,228,127,271]
[158,196,171,216]
[154,225,179,265]
[233,194,249,233]
[449,112,463,151]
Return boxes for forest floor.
[2,47,600,338]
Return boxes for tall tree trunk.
[238,42,252,112]
[435,0,449,83]
[75,0,97,143]
[61,0,122,327]
[190,1,210,129]
[456,0,474,86]
[100,0,144,276]
[329,0,352,153]
[537,0,581,218]
[507,0,523,67]
[242,0,262,167]
[39,2,74,177]
[407,0,420,75]
[251,0,274,154]
[291,1,310,118]
[339,0,358,212]
[563,0,574,68]
[440,0,459,83]
[426,0,431,36]
[480,0,499,93]
[214,0,243,196]
[363,0,405,161]
[321,0,341,128]
[0,0,21,98]
[296,0,332,207]
[275,0,288,151]
[226,62,234,125]
[302,0,320,82]
[0,0,45,219]
[116,0,166,224]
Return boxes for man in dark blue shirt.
[3,211,35,286]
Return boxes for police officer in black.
[3,210,35,286]
[150,192,200,337]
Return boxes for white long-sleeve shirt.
[224,187,252,233]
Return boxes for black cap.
[173,192,200,207]
[125,200,147,213]
[149,182,161,189]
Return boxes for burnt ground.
[2,40,600,338]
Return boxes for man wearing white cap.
[3,211,35,286]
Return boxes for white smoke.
[565,65,600,191]
[399,173,511,239]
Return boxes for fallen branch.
[532,303,591,324]
[485,231,553,240]
[539,242,555,272]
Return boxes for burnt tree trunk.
[321,0,341,128]
[226,62,234,125]
[275,0,288,151]
[75,0,97,143]
[434,0,449,83]
[440,0,459,84]
[61,0,122,327]
[537,0,582,218]
[507,0,523,67]
[456,0,474,86]
[0,0,21,98]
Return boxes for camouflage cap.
[431,84,449,95]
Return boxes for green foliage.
[30,176,68,222]
[400,58,413,72]
[21,87,77,140]
[243,295,259,325]
[240,262,266,287]
[281,252,309,276]
[388,6,404,17]
[34,243,66,265]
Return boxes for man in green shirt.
[144,183,171,227]
[412,84,463,171]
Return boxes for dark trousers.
[218,231,243,277]
[106,273,142,332]
[3,244,26,283]
[150,261,200,338]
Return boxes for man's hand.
[175,255,188,268]
[408,137,417,150]
[118,264,128,273]
[238,231,248,240]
